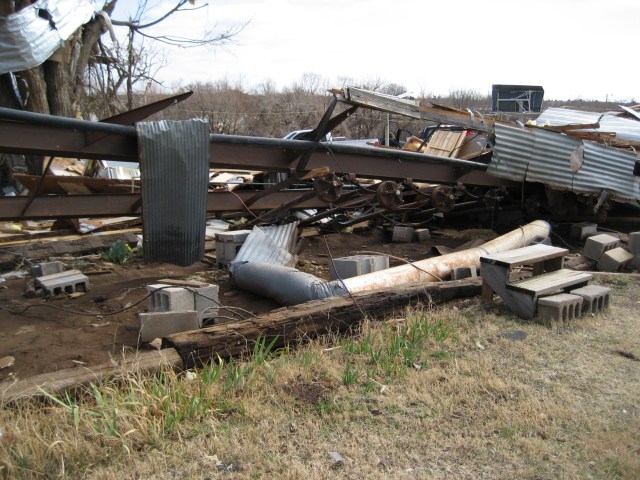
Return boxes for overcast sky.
[111,0,639,101]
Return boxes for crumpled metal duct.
[230,220,551,306]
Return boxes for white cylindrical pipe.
[339,220,551,294]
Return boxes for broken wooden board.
[163,278,482,367]
[0,230,140,269]
[0,349,183,404]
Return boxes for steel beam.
[0,191,327,221]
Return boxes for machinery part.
[431,185,456,212]
[376,181,403,209]
[313,173,343,203]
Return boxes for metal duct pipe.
[338,219,551,294]
[231,220,551,306]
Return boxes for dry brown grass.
[1,276,639,479]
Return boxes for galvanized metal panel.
[488,124,534,182]
[138,119,210,266]
[0,0,105,75]
[535,107,640,142]
[234,222,299,267]
[490,124,640,204]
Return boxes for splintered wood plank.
[424,130,467,157]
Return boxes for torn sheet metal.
[233,221,299,267]
[0,0,106,75]
[535,108,640,142]
[137,119,210,266]
[489,124,640,205]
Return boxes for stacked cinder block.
[35,270,89,296]
[146,283,219,318]
[537,293,583,327]
[570,222,598,240]
[598,247,633,272]
[328,255,389,280]
[139,283,220,342]
[583,233,619,260]
[215,230,251,267]
[570,285,611,316]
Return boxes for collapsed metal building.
[0,86,639,266]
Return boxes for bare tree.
[0,0,247,173]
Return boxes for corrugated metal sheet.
[0,0,106,75]
[233,222,299,267]
[489,124,640,205]
[137,119,210,266]
[535,107,640,142]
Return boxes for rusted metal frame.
[294,97,338,172]
[245,189,319,227]
[19,155,56,216]
[0,191,328,221]
[0,120,137,160]
[0,111,512,187]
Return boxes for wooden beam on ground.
[0,349,183,404]
[163,278,482,367]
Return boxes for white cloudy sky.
[111,0,639,101]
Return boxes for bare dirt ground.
[0,226,475,381]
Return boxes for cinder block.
[31,261,64,278]
[138,310,199,343]
[215,230,251,267]
[35,269,89,296]
[597,247,633,272]
[630,232,640,255]
[146,284,219,319]
[329,255,389,280]
[583,234,619,260]
[537,293,583,326]
[451,265,478,280]
[392,226,414,243]
[413,228,431,242]
[570,285,611,316]
[570,222,598,240]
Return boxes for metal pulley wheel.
[376,181,403,209]
[431,185,455,212]
[313,173,343,203]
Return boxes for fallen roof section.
[489,123,640,206]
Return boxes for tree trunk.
[163,279,482,367]
[43,60,72,117]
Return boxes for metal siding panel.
[138,119,210,266]
[526,128,582,188]
[490,124,640,204]
[0,0,105,74]
[489,124,535,181]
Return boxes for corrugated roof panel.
[490,124,640,205]
[0,0,106,75]
[234,222,299,267]
[536,107,640,142]
[488,124,534,182]
[137,119,210,266]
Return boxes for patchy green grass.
[1,278,639,479]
